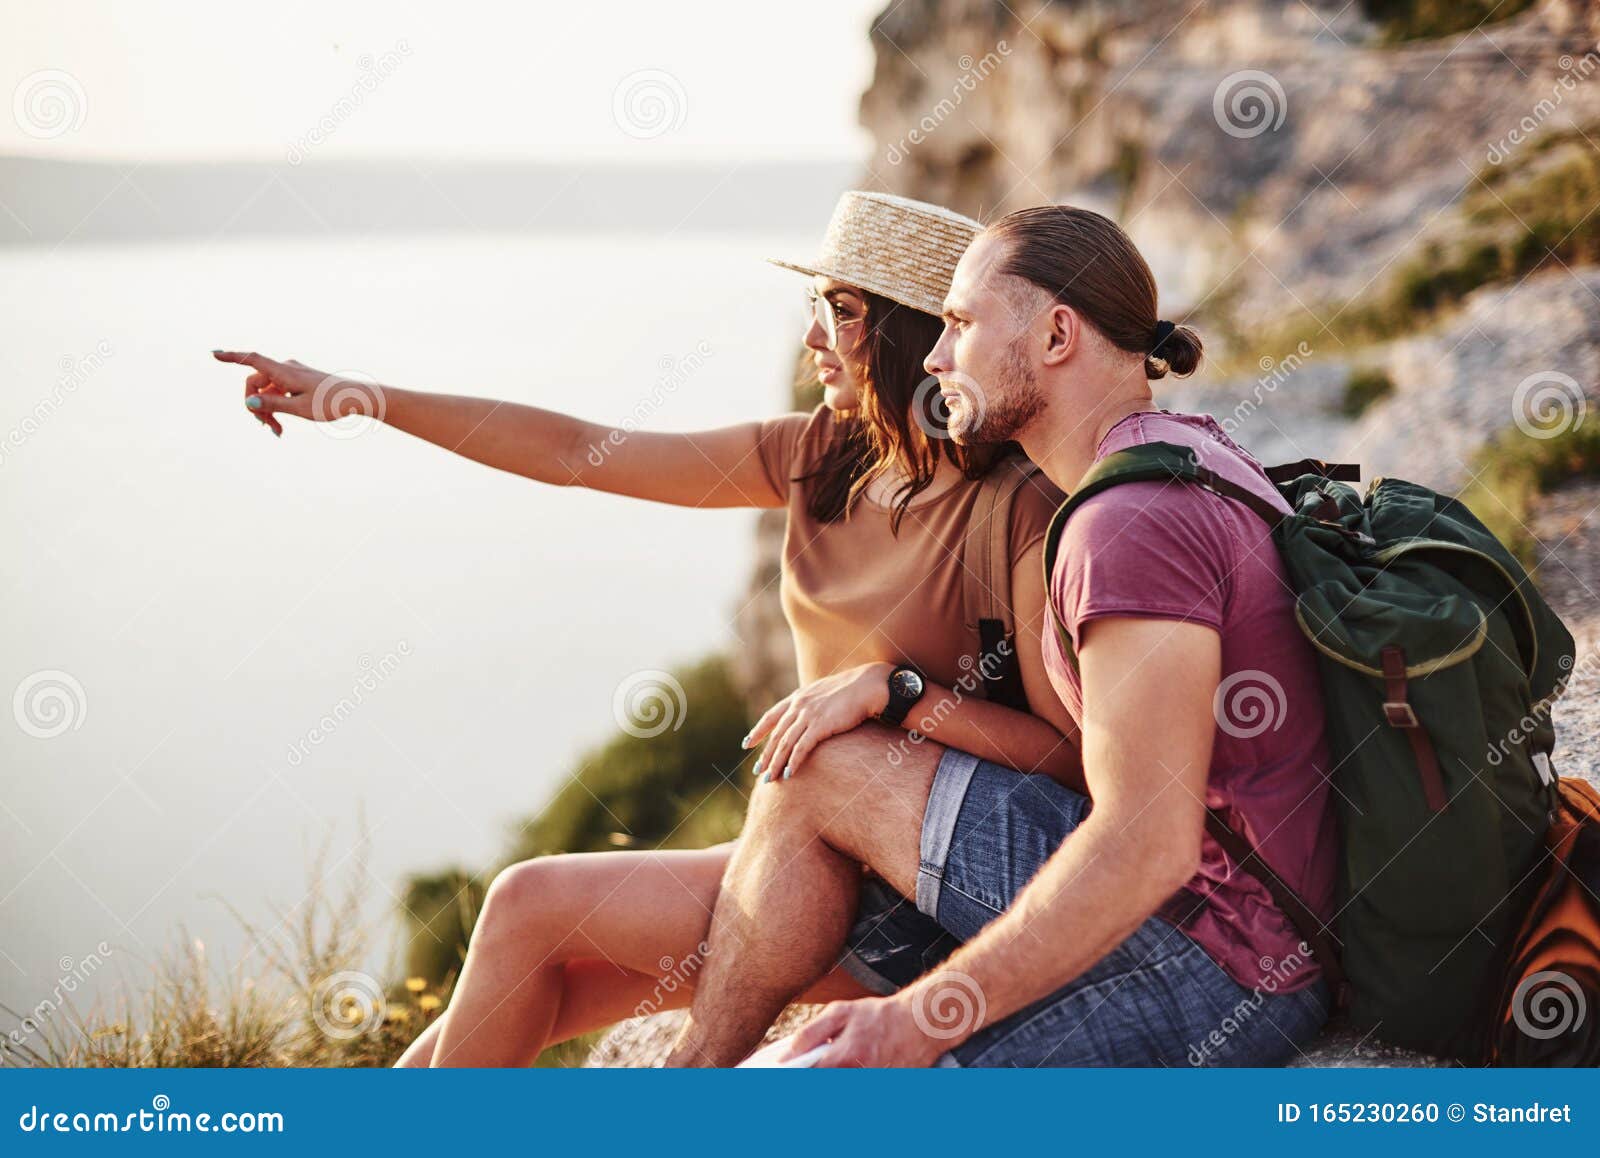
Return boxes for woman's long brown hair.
[798,289,1014,533]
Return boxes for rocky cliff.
[860,0,1600,315]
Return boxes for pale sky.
[3,0,884,162]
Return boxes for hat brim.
[765,257,945,318]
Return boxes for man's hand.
[776,985,962,1067]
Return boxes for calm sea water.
[0,231,811,1017]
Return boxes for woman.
[213,191,1081,1066]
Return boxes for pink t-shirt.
[1042,410,1339,995]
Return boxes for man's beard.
[949,336,1047,445]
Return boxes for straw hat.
[768,191,982,317]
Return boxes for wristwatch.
[878,664,927,728]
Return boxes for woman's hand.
[213,350,384,438]
[744,661,893,783]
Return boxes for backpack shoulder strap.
[1263,458,1360,485]
[1040,441,1288,671]
[1042,442,1287,571]
[961,455,1046,710]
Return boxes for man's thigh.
[837,871,964,995]
[916,753,1092,938]
[935,915,1331,1067]
[816,751,1093,999]
[902,755,1332,1067]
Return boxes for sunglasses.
[805,288,862,350]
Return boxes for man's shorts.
[838,747,1331,1067]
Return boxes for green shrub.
[400,867,484,989]
[1112,138,1145,218]
[1461,423,1600,565]
[504,654,754,862]
[1359,0,1535,43]
[1341,367,1396,418]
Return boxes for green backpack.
[1042,441,1578,1060]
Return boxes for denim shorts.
[841,747,1331,1067]
[839,872,962,994]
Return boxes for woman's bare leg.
[394,1016,444,1068]
[398,954,869,1067]
[403,842,872,1067]
[426,845,730,1066]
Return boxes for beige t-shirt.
[757,406,1064,691]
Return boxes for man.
[666,205,1339,1067]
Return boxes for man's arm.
[783,615,1220,1066]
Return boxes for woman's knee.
[478,856,574,947]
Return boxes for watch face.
[891,669,924,700]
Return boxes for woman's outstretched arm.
[212,350,787,509]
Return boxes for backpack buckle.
[1383,701,1419,728]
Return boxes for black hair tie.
[1149,319,1177,355]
